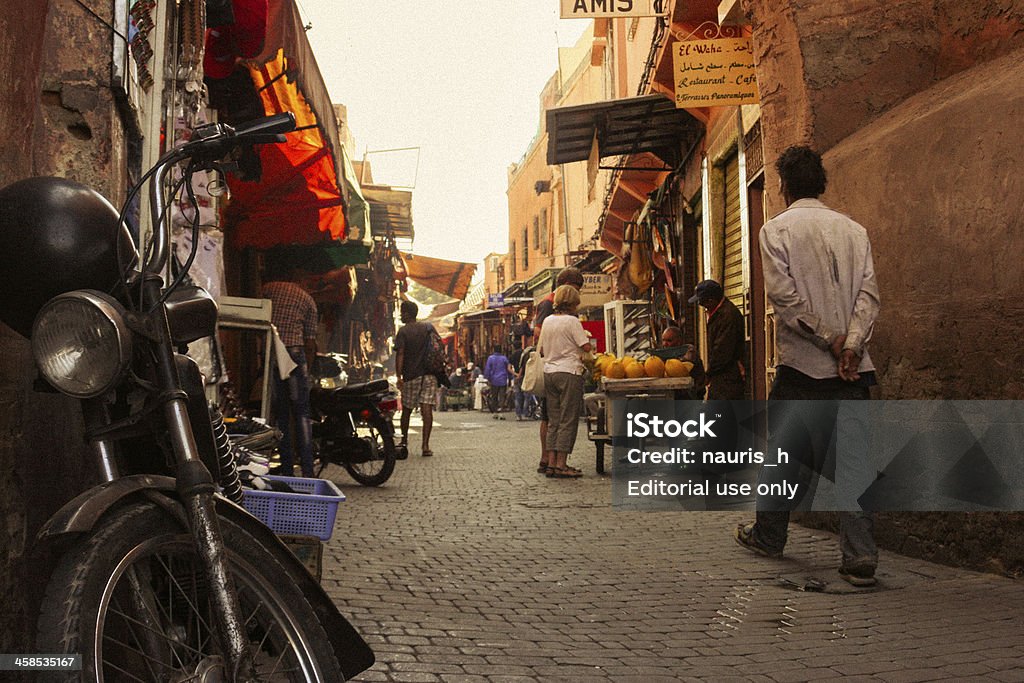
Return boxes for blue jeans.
[514,384,526,418]
[273,347,314,477]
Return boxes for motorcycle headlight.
[31,290,132,398]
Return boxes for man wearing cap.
[690,280,746,400]
[734,145,881,588]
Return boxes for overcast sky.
[296,1,590,269]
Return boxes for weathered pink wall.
[0,0,52,656]
[824,48,1024,399]
[746,0,1024,215]
[1,0,134,657]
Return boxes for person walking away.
[689,280,746,399]
[262,270,318,477]
[537,285,591,478]
[395,300,438,457]
[509,336,529,420]
[734,145,881,587]
[483,345,512,416]
[533,267,585,471]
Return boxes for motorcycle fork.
[81,400,177,672]
[139,274,254,679]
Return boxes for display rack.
[603,299,652,358]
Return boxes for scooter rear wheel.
[342,416,396,487]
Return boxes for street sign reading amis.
[560,0,668,19]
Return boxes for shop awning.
[460,309,500,321]
[527,267,562,296]
[546,94,702,166]
[502,281,529,299]
[341,142,371,244]
[425,300,462,322]
[401,252,476,300]
[224,0,348,249]
[365,186,414,242]
[459,280,487,312]
[265,241,371,273]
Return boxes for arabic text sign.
[673,37,759,108]
[560,0,667,19]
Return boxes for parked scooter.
[310,354,401,487]
[0,113,374,681]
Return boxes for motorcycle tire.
[36,501,344,682]
[342,416,396,487]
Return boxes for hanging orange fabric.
[226,48,346,248]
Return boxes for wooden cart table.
[587,376,694,474]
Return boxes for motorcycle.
[0,113,374,681]
[310,354,401,487]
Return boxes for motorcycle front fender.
[37,474,178,540]
[214,497,376,679]
[37,475,376,680]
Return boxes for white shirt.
[759,198,880,379]
[538,313,589,375]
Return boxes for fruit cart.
[587,375,693,474]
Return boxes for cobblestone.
[319,411,1024,681]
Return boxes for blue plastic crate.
[242,475,345,541]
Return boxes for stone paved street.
[319,410,1024,682]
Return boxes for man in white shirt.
[735,145,881,587]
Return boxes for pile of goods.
[591,353,694,382]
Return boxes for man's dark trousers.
[752,367,877,571]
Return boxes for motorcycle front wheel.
[342,416,396,487]
[36,501,343,682]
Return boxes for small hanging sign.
[560,0,668,19]
[673,36,759,108]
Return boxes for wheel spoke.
[254,615,283,660]
[264,630,292,679]
[101,658,152,682]
[102,632,183,675]
[153,554,216,639]
[110,592,185,676]
[106,604,207,660]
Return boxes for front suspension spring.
[209,403,244,504]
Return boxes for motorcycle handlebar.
[178,112,296,160]
[232,112,297,138]
[144,113,297,276]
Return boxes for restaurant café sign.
[673,37,760,108]
[560,0,667,19]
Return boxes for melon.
[644,356,666,378]
[665,359,694,377]
[625,362,646,379]
[606,361,627,379]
